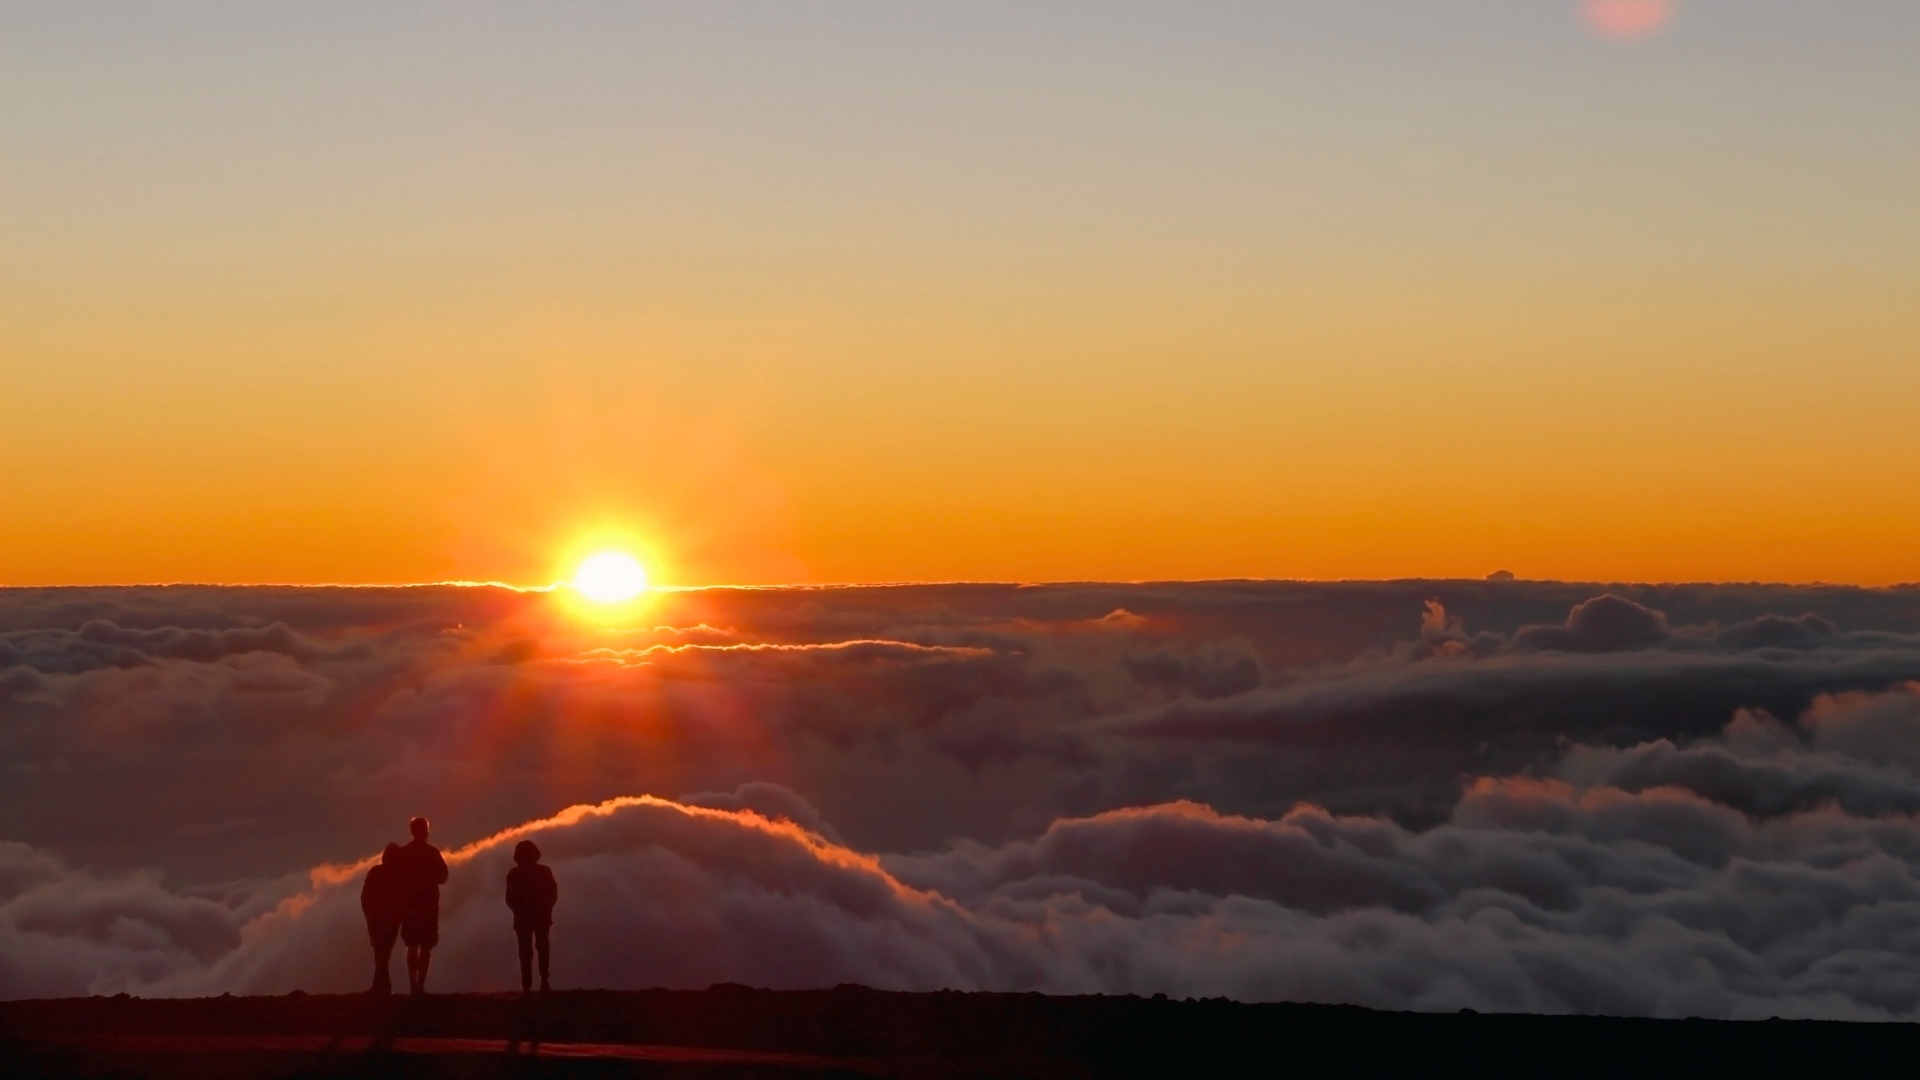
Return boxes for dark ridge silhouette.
[6,986,1920,1078]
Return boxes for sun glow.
[571,551,650,604]
[1582,0,1675,40]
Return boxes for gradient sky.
[3,1,1917,587]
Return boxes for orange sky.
[3,3,1917,587]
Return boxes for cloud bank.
[6,581,1920,1016]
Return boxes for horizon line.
[2,576,1916,592]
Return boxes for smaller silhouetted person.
[395,816,449,996]
[504,840,558,993]
[359,842,404,994]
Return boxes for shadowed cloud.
[7,582,1920,1015]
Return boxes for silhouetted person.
[359,842,404,994]
[504,840,558,993]
[395,816,449,996]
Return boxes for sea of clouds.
[7,580,1920,1018]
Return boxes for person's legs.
[402,918,419,992]
[402,913,438,993]
[370,925,397,993]
[516,927,534,991]
[534,926,551,990]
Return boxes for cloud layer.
[6,581,1920,1015]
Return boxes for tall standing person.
[504,840,558,993]
[396,816,449,996]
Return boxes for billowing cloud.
[1513,594,1670,652]
[7,582,1920,1014]
[12,690,1920,1020]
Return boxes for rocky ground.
[5,985,1919,1078]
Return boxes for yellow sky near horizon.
[3,2,1917,587]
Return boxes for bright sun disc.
[572,551,649,603]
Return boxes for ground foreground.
[4,986,1919,1079]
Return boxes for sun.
[571,551,650,604]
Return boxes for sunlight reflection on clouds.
[8,581,1920,1012]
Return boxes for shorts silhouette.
[400,910,439,948]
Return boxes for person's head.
[409,816,430,841]
[513,840,541,866]
[382,842,402,864]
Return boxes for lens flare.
[1582,0,1675,40]
[572,551,649,603]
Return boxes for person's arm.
[431,850,449,885]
